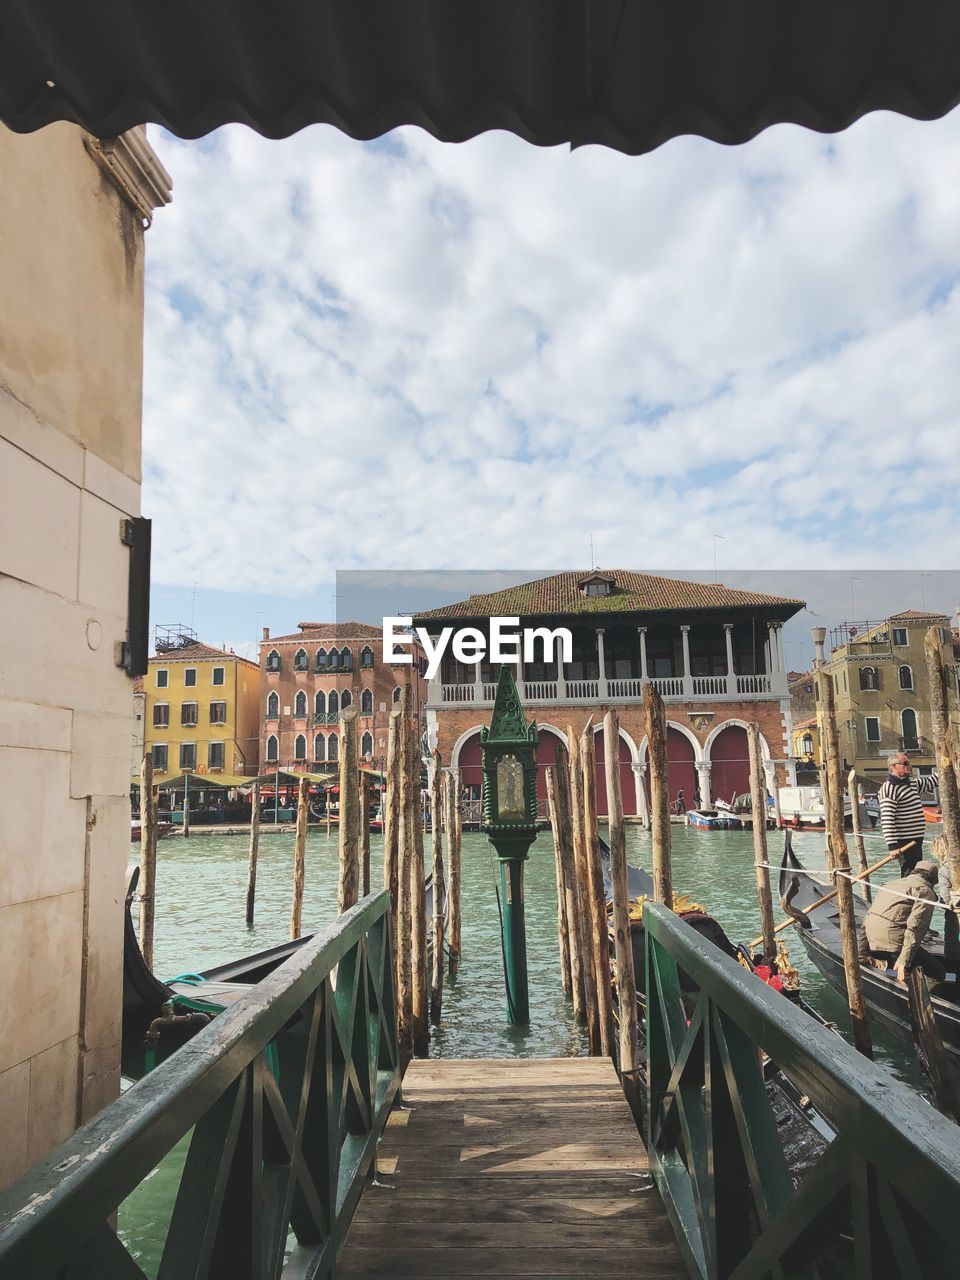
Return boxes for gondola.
[778,831,960,1059]
[122,867,442,1077]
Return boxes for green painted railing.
[644,902,960,1279]
[0,891,399,1280]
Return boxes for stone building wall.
[0,123,170,1187]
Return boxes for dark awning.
[2,1,959,154]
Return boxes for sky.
[143,106,960,659]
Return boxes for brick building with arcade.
[414,571,804,817]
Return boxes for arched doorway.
[453,725,569,818]
[709,724,751,804]
[593,728,637,816]
[664,727,697,813]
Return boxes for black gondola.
[122,868,442,1077]
[778,830,960,1059]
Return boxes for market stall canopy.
[249,769,337,787]
[131,772,255,790]
[3,1,959,154]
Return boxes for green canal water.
[118,821,923,1270]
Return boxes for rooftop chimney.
[811,626,827,668]
[262,626,270,641]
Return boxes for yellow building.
[143,634,260,778]
[791,717,821,769]
[821,611,959,780]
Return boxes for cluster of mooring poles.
[544,685,676,1114]
[382,686,462,1070]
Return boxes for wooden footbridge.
[2,891,960,1280]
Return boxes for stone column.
[680,625,692,696]
[473,650,484,702]
[695,761,712,808]
[597,627,608,698]
[767,622,781,674]
[632,762,650,827]
[724,623,735,694]
[638,627,648,685]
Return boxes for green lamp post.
[480,666,539,1025]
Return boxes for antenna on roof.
[589,534,595,569]
[713,534,724,584]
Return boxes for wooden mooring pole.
[552,747,585,1022]
[567,728,600,1051]
[360,772,371,898]
[290,776,309,940]
[138,754,157,970]
[446,768,462,979]
[924,626,960,968]
[430,749,446,1024]
[396,687,414,1068]
[580,723,615,1059]
[545,764,573,998]
[245,779,261,925]
[338,705,360,915]
[748,724,777,963]
[643,684,673,907]
[847,768,872,905]
[411,725,429,1057]
[604,711,640,1110]
[384,700,402,945]
[818,670,872,1058]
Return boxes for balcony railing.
[428,669,788,709]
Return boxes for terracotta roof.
[132,677,145,693]
[414,571,804,622]
[888,610,950,621]
[262,622,382,644]
[4,3,960,158]
[150,642,258,667]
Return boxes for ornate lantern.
[480,666,539,1024]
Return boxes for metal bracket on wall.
[118,516,152,676]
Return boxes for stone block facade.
[0,122,170,1188]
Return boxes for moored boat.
[686,807,742,830]
[778,831,960,1060]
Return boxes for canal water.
[119,820,922,1269]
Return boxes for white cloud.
[143,108,960,591]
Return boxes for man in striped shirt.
[878,752,926,876]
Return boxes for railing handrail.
[643,903,960,1239]
[0,890,398,1279]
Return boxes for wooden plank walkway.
[338,1057,685,1278]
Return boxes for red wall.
[593,729,637,816]
[709,725,750,804]
[659,726,697,812]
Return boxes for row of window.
[155,667,225,688]
[266,689,385,718]
[264,731,376,763]
[265,646,375,673]
[850,664,915,693]
[151,741,225,772]
[154,702,227,727]
[799,707,922,753]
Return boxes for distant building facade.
[820,611,960,778]
[144,631,261,778]
[132,678,146,774]
[415,570,804,816]
[257,622,427,772]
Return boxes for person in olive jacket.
[858,861,943,982]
